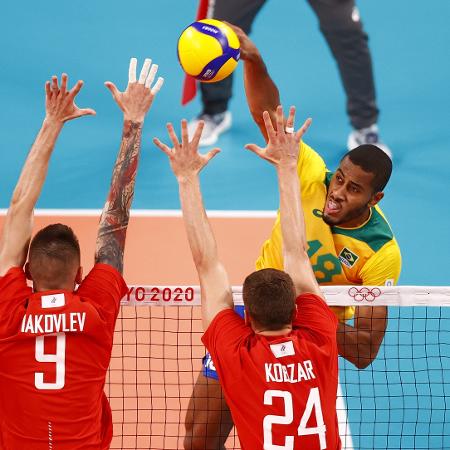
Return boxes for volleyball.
[177,19,240,83]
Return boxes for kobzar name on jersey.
[265,360,316,384]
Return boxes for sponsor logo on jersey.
[270,340,295,358]
[339,247,359,268]
[41,293,65,309]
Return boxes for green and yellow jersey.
[256,141,402,321]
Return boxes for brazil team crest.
[339,247,359,268]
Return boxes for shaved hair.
[28,224,80,289]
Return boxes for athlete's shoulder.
[360,237,402,285]
[332,206,396,253]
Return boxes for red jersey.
[0,263,128,450]
[202,293,341,450]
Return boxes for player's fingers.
[45,81,51,98]
[245,143,265,158]
[205,148,221,163]
[262,111,276,141]
[138,58,152,84]
[60,73,68,96]
[153,137,173,157]
[77,108,96,117]
[104,81,121,102]
[166,123,181,148]
[128,57,137,84]
[150,77,164,95]
[285,106,296,130]
[68,80,84,100]
[191,121,204,149]
[181,119,189,147]
[295,118,312,142]
[275,105,285,134]
[145,64,158,89]
[51,75,59,94]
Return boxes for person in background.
[187,0,391,156]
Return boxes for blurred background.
[0,0,449,284]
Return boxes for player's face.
[323,157,383,227]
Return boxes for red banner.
[181,0,210,105]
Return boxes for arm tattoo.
[95,120,142,273]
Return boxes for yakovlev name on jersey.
[21,312,86,334]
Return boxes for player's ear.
[24,262,33,281]
[291,306,296,323]
[75,266,83,285]
[368,191,384,207]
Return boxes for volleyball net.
[105,285,450,449]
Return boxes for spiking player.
[0,59,163,449]
[155,106,341,449]
[184,25,401,449]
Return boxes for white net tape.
[122,285,450,307]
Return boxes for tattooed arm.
[95,58,164,273]
[0,75,95,276]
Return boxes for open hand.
[153,120,220,180]
[45,74,95,124]
[245,105,312,168]
[105,57,164,123]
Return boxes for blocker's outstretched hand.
[45,74,95,123]
[245,105,312,168]
[154,119,220,180]
[105,57,164,123]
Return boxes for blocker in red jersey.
[0,58,163,449]
[155,105,341,449]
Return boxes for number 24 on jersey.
[263,387,326,449]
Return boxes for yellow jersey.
[255,142,402,321]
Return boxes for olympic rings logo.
[348,287,381,302]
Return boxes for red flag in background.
[181,0,210,105]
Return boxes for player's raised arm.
[246,106,320,297]
[226,23,280,142]
[0,75,95,276]
[96,58,164,274]
[154,121,233,329]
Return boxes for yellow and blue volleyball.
[177,19,240,83]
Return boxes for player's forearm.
[278,165,321,296]
[178,176,219,271]
[243,54,280,141]
[278,166,305,247]
[278,166,308,264]
[0,120,63,271]
[178,176,233,327]
[95,120,142,273]
[10,119,63,211]
[337,306,387,369]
